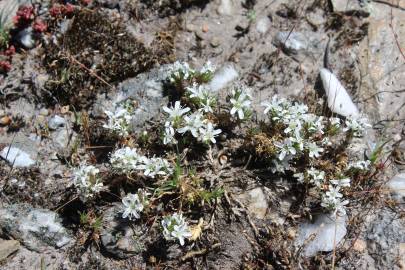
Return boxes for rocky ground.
[0,0,404,269]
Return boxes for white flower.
[163,101,190,127]
[321,185,349,216]
[163,122,177,145]
[229,87,252,120]
[73,164,103,200]
[103,107,133,137]
[185,83,218,112]
[284,118,302,137]
[294,172,305,183]
[330,117,341,128]
[305,142,324,158]
[275,139,297,160]
[177,112,204,138]
[307,116,325,134]
[321,137,332,146]
[199,122,222,144]
[348,160,371,171]
[186,83,207,100]
[343,117,371,137]
[321,195,349,216]
[110,147,142,174]
[168,61,194,82]
[161,213,192,246]
[261,95,288,116]
[138,157,172,178]
[330,178,351,187]
[200,96,216,113]
[326,185,343,198]
[291,136,304,151]
[307,167,325,187]
[200,60,216,74]
[122,190,149,220]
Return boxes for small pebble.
[48,115,66,130]
[210,37,221,47]
[202,24,209,33]
[39,108,49,116]
[0,115,11,126]
[353,239,367,252]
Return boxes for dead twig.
[372,0,405,11]
[181,243,221,261]
[389,5,405,62]
[65,54,114,88]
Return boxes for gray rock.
[387,173,405,201]
[273,32,309,56]
[0,239,20,261]
[100,204,145,259]
[296,214,347,257]
[0,204,73,252]
[0,146,35,167]
[48,115,66,130]
[367,208,405,268]
[16,28,35,49]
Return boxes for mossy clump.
[43,9,160,108]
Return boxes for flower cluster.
[110,147,172,178]
[13,5,34,27]
[229,85,252,120]
[162,101,222,145]
[186,83,217,113]
[161,213,192,246]
[49,3,75,17]
[343,116,371,137]
[103,107,133,137]
[72,164,103,200]
[167,61,216,84]
[262,96,325,162]
[260,96,374,216]
[348,160,371,171]
[121,189,150,220]
[321,183,350,216]
[168,61,194,83]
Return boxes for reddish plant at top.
[49,3,75,17]
[32,19,48,33]
[13,5,35,26]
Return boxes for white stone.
[274,32,309,55]
[48,115,66,130]
[237,187,269,219]
[296,214,347,257]
[1,146,35,168]
[217,0,233,15]
[256,17,271,34]
[320,68,359,117]
[208,64,238,92]
[17,28,35,49]
[387,173,405,200]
